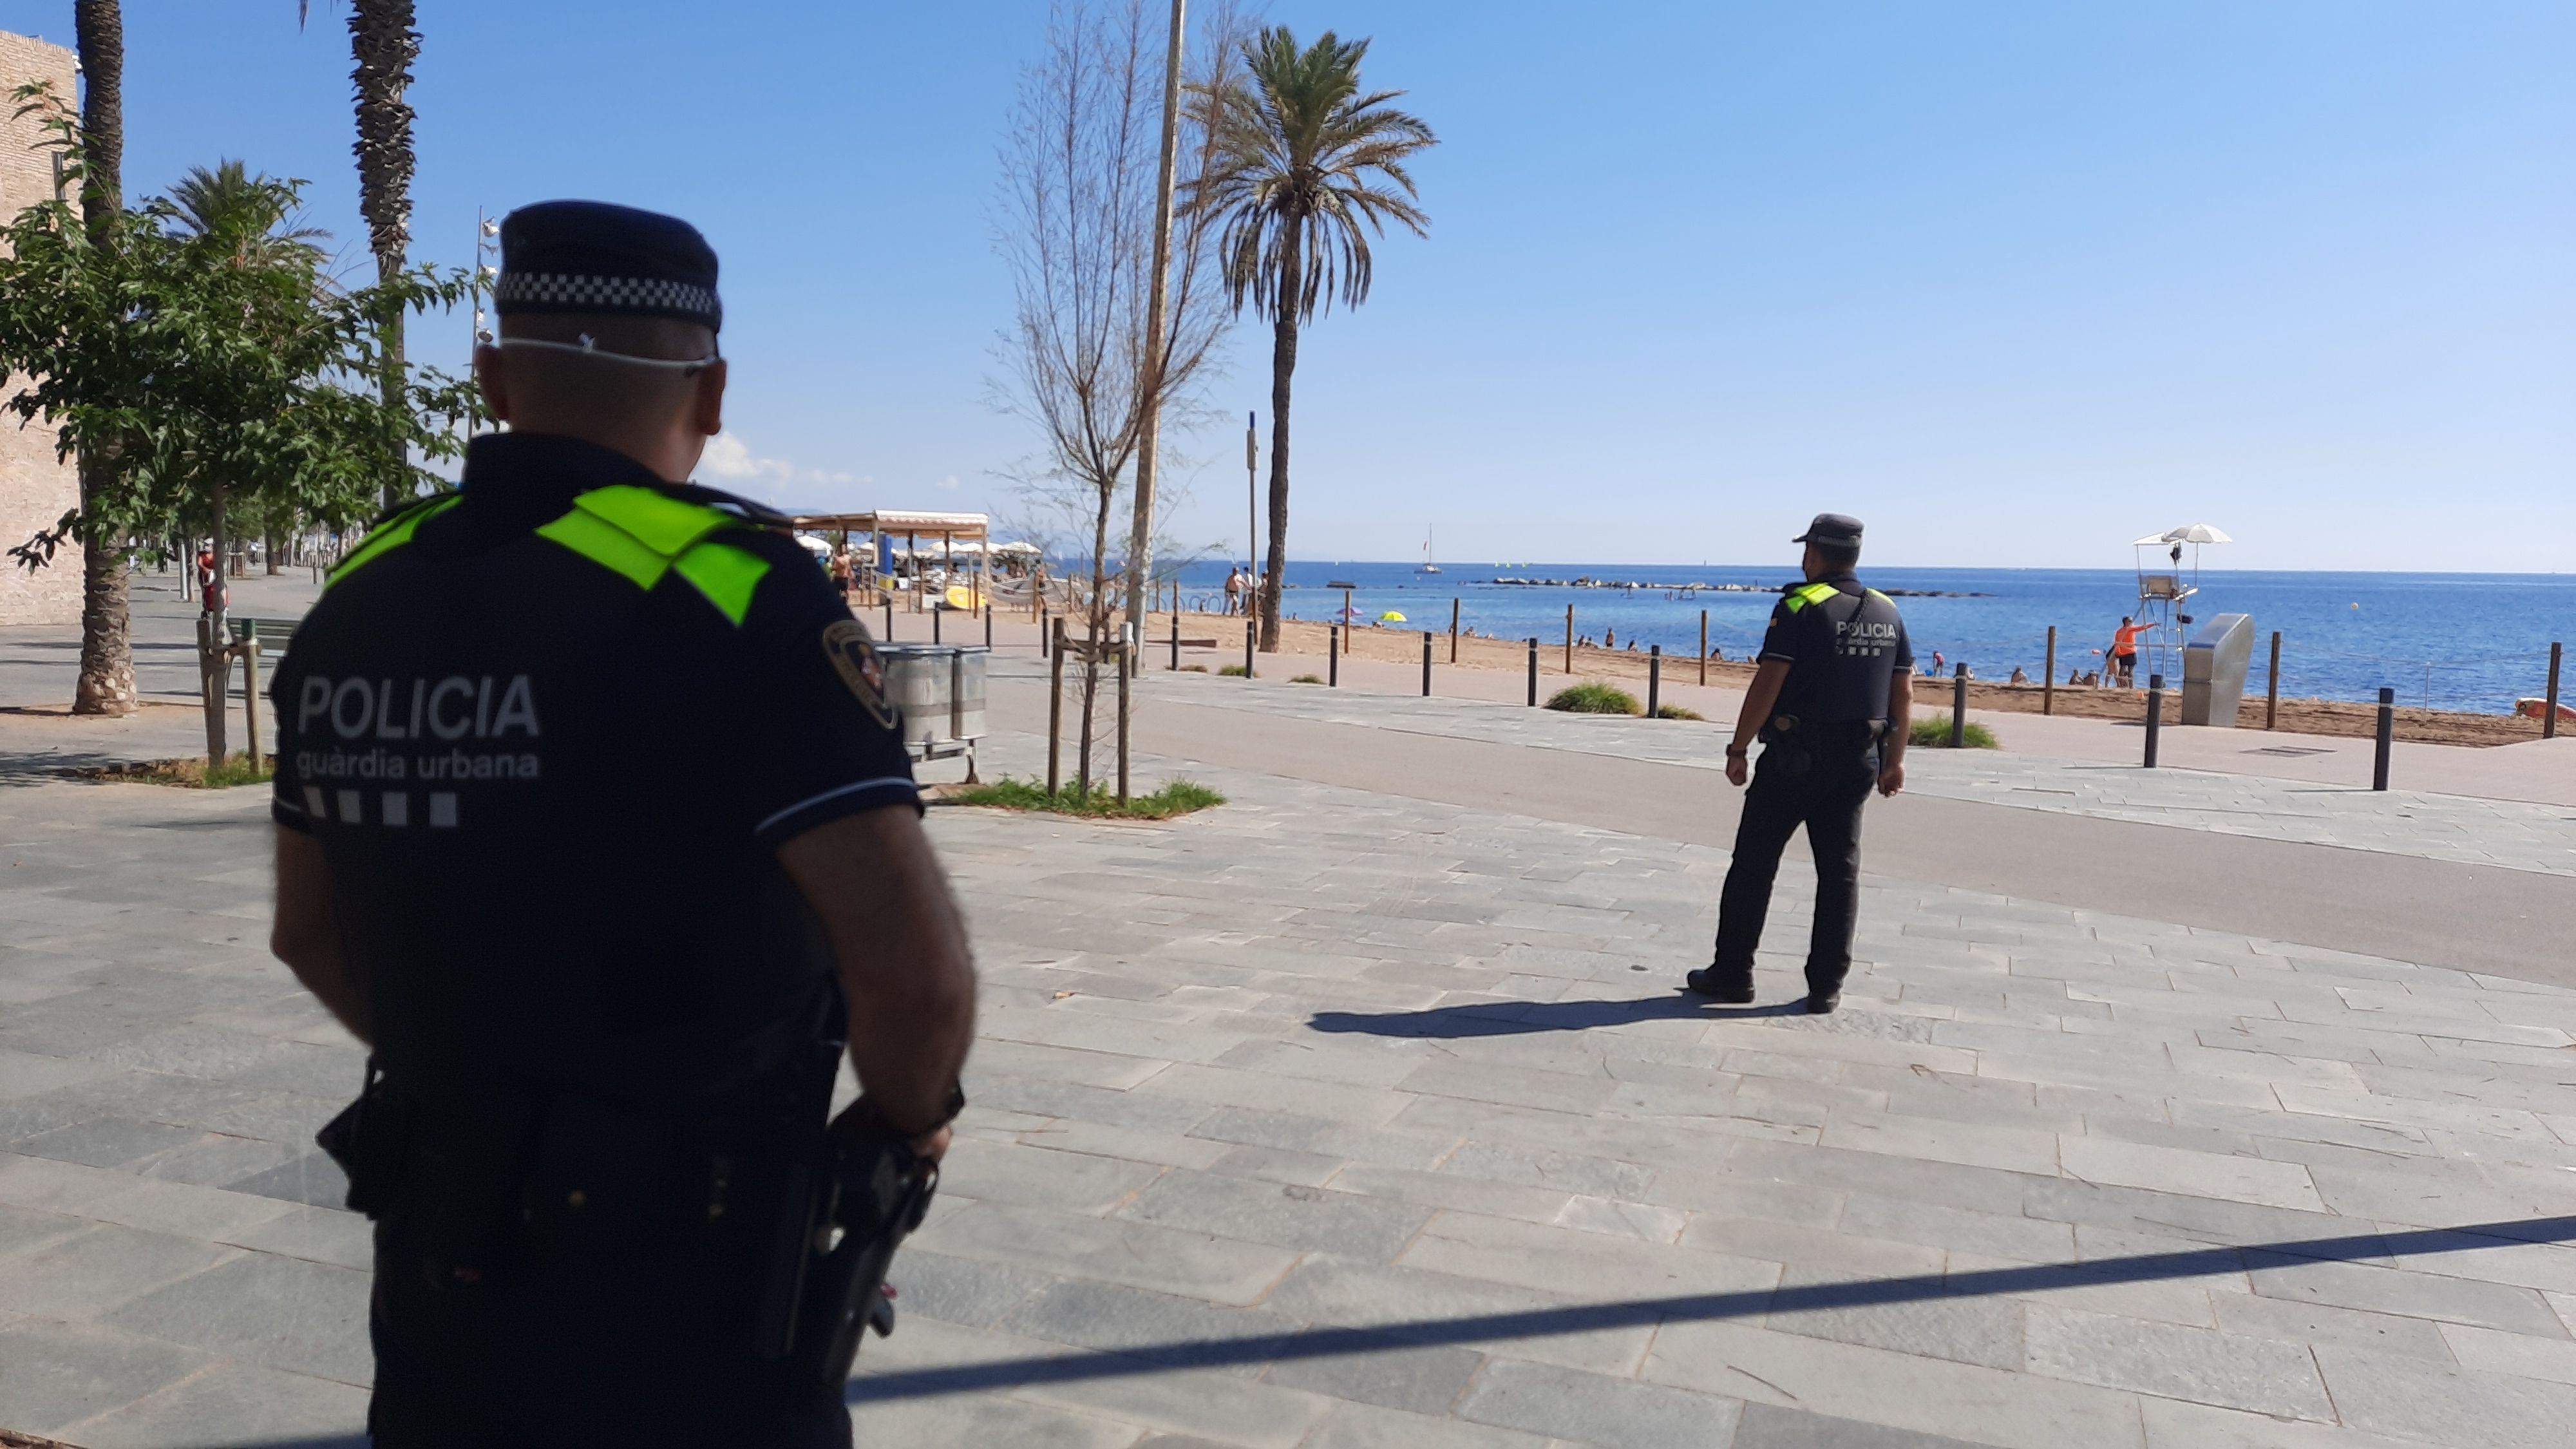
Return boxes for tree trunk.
[1257,231,1301,652]
[202,484,229,764]
[1076,480,1115,798]
[70,0,133,716]
[351,1,419,511]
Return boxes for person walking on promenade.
[265,202,976,1448]
[1223,567,1244,615]
[2110,615,2155,687]
[1688,514,1912,1013]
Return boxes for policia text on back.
[267,201,978,1449]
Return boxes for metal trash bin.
[876,644,987,776]
[2181,614,2253,727]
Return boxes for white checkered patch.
[495,271,719,323]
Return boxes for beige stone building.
[0,30,80,627]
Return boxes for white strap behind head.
[495,334,720,374]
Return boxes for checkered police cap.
[495,200,723,332]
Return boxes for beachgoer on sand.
[2110,616,2155,687]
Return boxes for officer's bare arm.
[778,806,978,1140]
[1728,659,1792,753]
[270,828,374,1045]
[1882,668,1913,791]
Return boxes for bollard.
[1244,619,1255,679]
[1565,604,1575,674]
[2374,687,2394,790]
[1952,662,1968,748]
[1450,598,1461,663]
[1170,613,1180,670]
[932,606,942,645]
[884,597,895,641]
[1527,638,1539,706]
[1329,627,1340,686]
[2546,643,2562,741]
[1422,631,1434,697]
[1700,610,1709,686]
[2143,673,2163,768]
[1046,618,1067,795]
[2043,627,2056,716]
[1341,587,1354,654]
[985,604,994,650]
[2266,632,2282,730]
[1648,647,1662,717]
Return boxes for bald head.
[474,312,726,484]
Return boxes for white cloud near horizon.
[698,430,859,500]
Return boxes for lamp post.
[468,211,500,433]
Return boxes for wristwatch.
[1725,744,1748,757]
[874,1083,967,1139]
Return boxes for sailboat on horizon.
[1416,526,1441,574]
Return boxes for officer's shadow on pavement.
[1309,990,1803,1039]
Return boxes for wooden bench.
[225,616,302,655]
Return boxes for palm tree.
[70,0,132,715]
[303,1,418,509]
[1193,26,1434,650]
[164,161,328,267]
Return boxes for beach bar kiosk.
[2182,614,2255,727]
[790,509,991,610]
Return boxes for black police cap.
[1793,513,1864,549]
[493,200,722,332]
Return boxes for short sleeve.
[267,658,314,833]
[728,540,921,847]
[1890,618,1914,670]
[1757,601,1799,665]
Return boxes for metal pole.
[1699,610,1709,686]
[1341,587,1352,652]
[1244,618,1255,679]
[2266,631,2282,730]
[1328,626,1339,686]
[1527,638,1539,706]
[932,605,941,645]
[2043,627,2056,716]
[1121,0,1189,650]
[1170,613,1180,670]
[1450,598,1460,663]
[984,603,993,650]
[240,635,262,773]
[1046,618,1066,795]
[1952,662,1968,747]
[1564,604,1574,674]
[2143,672,2163,768]
[1246,412,1258,645]
[1647,647,1662,717]
[2544,643,2561,740]
[884,596,895,641]
[2374,687,2394,790]
[1117,627,1134,804]
[1421,631,1433,697]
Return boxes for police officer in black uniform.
[266,201,977,1448]
[1686,514,1912,1013]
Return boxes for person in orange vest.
[2110,616,2157,687]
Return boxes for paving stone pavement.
[5,727,2576,1446]
[1120,670,2576,878]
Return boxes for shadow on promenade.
[845,1215,2576,1403]
[1310,992,1798,1037]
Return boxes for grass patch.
[1217,664,1251,677]
[1289,674,1325,685]
[1910,717,2000,749]
[943,776,1225,820]
[1653,704,1704,721]
[79,753,275,788]
[1546,683,1641,715]
[1179,665,1208,672]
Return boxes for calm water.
[1164,560,2576,714]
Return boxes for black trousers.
[366,1211,852,1449]
[1709,742,1877,998]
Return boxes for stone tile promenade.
[3,605,2575,1446]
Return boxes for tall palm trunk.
[70,0,133,715]
[1257,225,1300,652]
[350,0,419,511]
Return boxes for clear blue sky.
[6,1,2569,571]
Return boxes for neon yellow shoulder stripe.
[535,485,773,627]
[1783,582,1840,613]
[325,495,462,588]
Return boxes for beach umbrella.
[2131,524,2233,546]
[1378,611,1407,623]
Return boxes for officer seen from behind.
[266,201,977,1448]
[1687,514,1911,1013]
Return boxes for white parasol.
[2130,524,2233,546]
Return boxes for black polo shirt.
[1757,573,1914,727]
[269,433,918,1110]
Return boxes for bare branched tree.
[995,0,1247,795]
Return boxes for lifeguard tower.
[2129,523,2230,683]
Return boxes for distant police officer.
[266,201,977,1448]
[1687,514,1912,1012]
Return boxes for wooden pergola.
[788,509,991,611]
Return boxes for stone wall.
[0,30,80,627]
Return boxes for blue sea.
[1162,560,2576,714]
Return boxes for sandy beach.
[1150,611,2555,748]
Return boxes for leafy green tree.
[0,93,474,757]
[1192,26,1434,650]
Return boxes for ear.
[692,357,728,439]
[473,345,513,424]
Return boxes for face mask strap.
[496,334,720,376]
